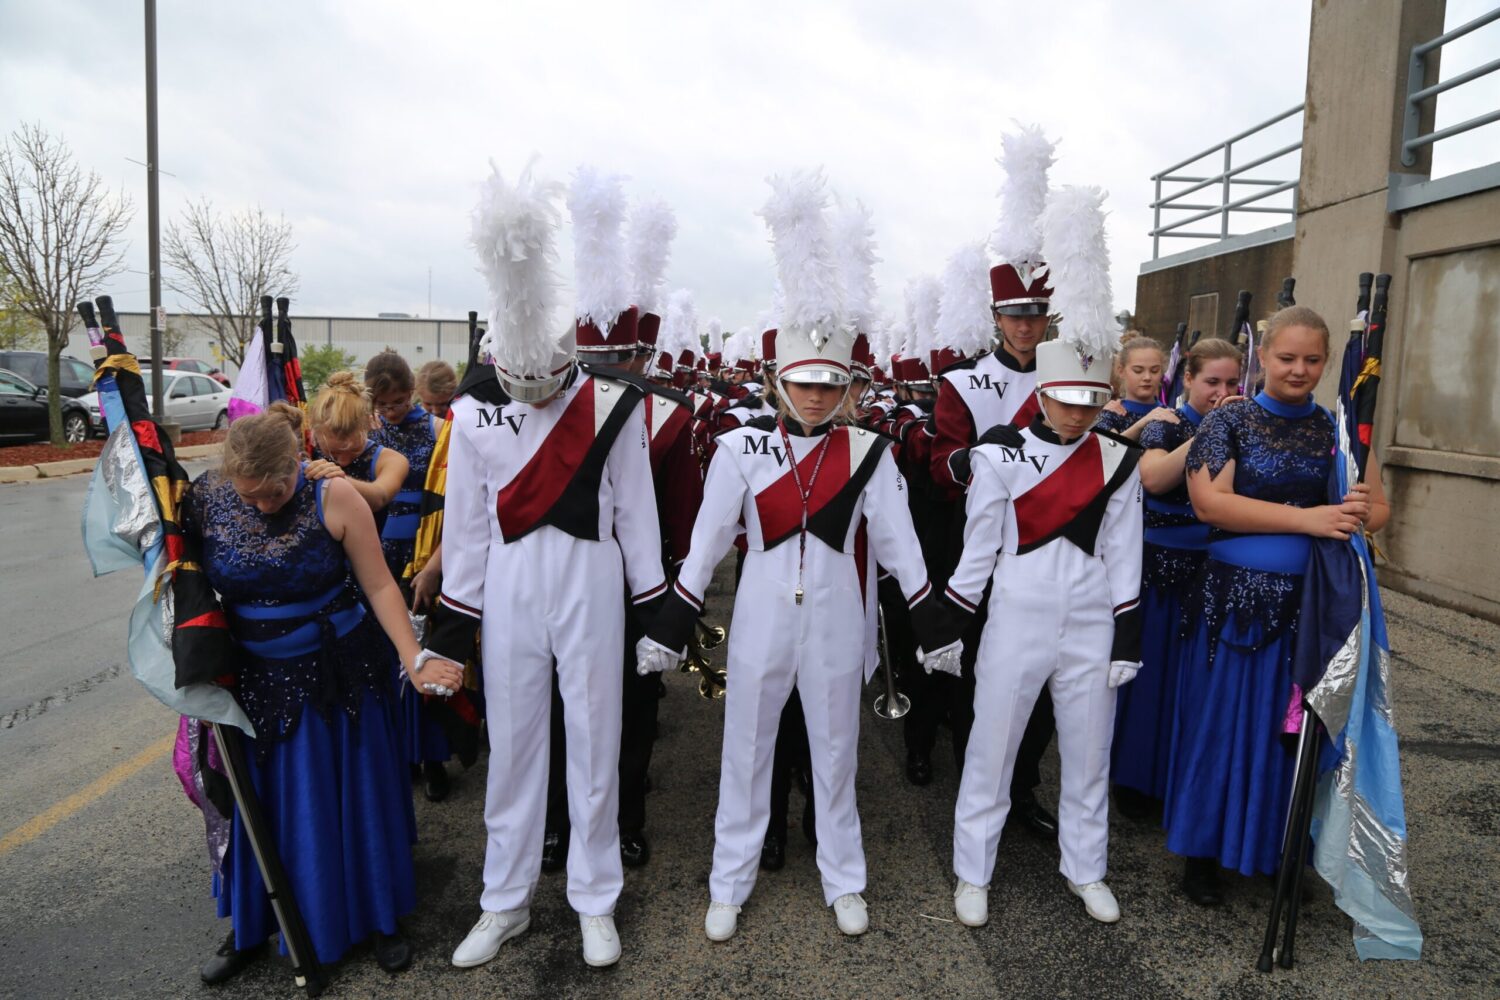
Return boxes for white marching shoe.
[1068,880,1121,923]
[452,908,531,967]
[832,894,868,936]
[580,914,621,967]
[704,901,740,941]
[954,880,989,927]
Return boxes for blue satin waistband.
[1145,523,1211,550]
[227,583,366,659]
[393,487,422,505]
[381,511,421,540]
[1145,498,1195,517]
[1208,534,1311,575]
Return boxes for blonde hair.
[222,402,303,486]
[1184,336,1243,378]
[1263,305,1331,352]
[416,360,458,399]
[1115,335,1166,370]
[307,371,371,437]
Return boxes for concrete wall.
[1134,238,1294,347]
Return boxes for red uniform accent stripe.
[633,582,667,603]
[945,586,977,613]
[907,581,932,607]
[1114,598,1139,615]
[494,382,596,540]
[753,431,851,543]
[674,579,703,611]
[439,594,482,618]
[1013,435,1103,548]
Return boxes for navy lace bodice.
[185,469,395,750]
[1138,403,1207,594]
[371,406,435,579]
[1184,395,1334,655]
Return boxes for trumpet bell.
[698,673,727,700]
[696,622,727,649]
[873,690,911,721]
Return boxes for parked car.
[162,356,231,387]
[0,368,92,444]
[77,368,231,436]
[0,350,95,398]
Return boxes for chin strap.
[776,377,848,427]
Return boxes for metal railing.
[1400,6,1500,167]
[1149,104,1303,260]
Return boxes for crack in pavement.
[1,663,125,729]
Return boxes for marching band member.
[944,186,1142,927]
[637,171,953,940]
[427,162,665,969]
[925,127,1060,837]
[1110,337,1241,822]
[1164,306,1388,903]
[1095,335,1177,440]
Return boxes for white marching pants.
[953,575,1117,888]
[710,574,867,907]
[479,532,625,917]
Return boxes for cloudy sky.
[1,1,1489,330]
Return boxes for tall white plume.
[936,241,995,357]
[470,157,566,375]
[759,169,843,347]
[908,274,942,356]
[832,197,880,335]
[989,122,1057,268]
[627,196,677,315]
[723,325,753,366]
[706,316,724,354]
[660,288,698,361]
[1040,185,1117,363]
[567,165,631,330]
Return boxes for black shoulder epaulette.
[745,415,778,432]
[1092,426,1144,450]
[727,391,765,412]
[456,365,509,406]
[578,361,692,409]
[942,356,981,373]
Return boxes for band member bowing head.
[636,169,955,943]
[941,186,1143,929]
[425,160,666,971]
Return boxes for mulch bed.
[0,429,226,466]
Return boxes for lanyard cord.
[777,421,834,605]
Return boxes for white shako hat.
[761,169,852,391]
[471,157,574,403]
[1034,184,1116,408]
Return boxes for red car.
[163,357,231,387]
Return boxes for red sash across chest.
[646,397,691,471]
[1012,434,1104,548]
[753,430,851,544]
[494,383,598,540]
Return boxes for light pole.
[144,0,164,420]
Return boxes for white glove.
[919,641,964,677]
[412,649,462,697]
[1108,660,1142,689]
[634,636,683,676]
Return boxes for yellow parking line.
[0,733,175,857]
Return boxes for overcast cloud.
[2,0,1325,325]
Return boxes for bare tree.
[163,198,298,370]
[0,123,132,443]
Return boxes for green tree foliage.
[300,343,357,391]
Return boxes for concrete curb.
[0,442,222,483]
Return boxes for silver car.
[78,369,232,435]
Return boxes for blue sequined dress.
[371,406,449,765]
[186,468,416,963]
[1162,394,1332,875]
[1093,397,1156,435]
[1111,403,1206,800]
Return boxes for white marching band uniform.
[434,368,665,919]
[945,415,1142,890]
[658,417,936,909]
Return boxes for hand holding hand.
[410,650,464,696]
[634,636,682,676]
[919,641,964,677]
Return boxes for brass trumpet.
[680,624,728,700]
[872,607,910,720]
